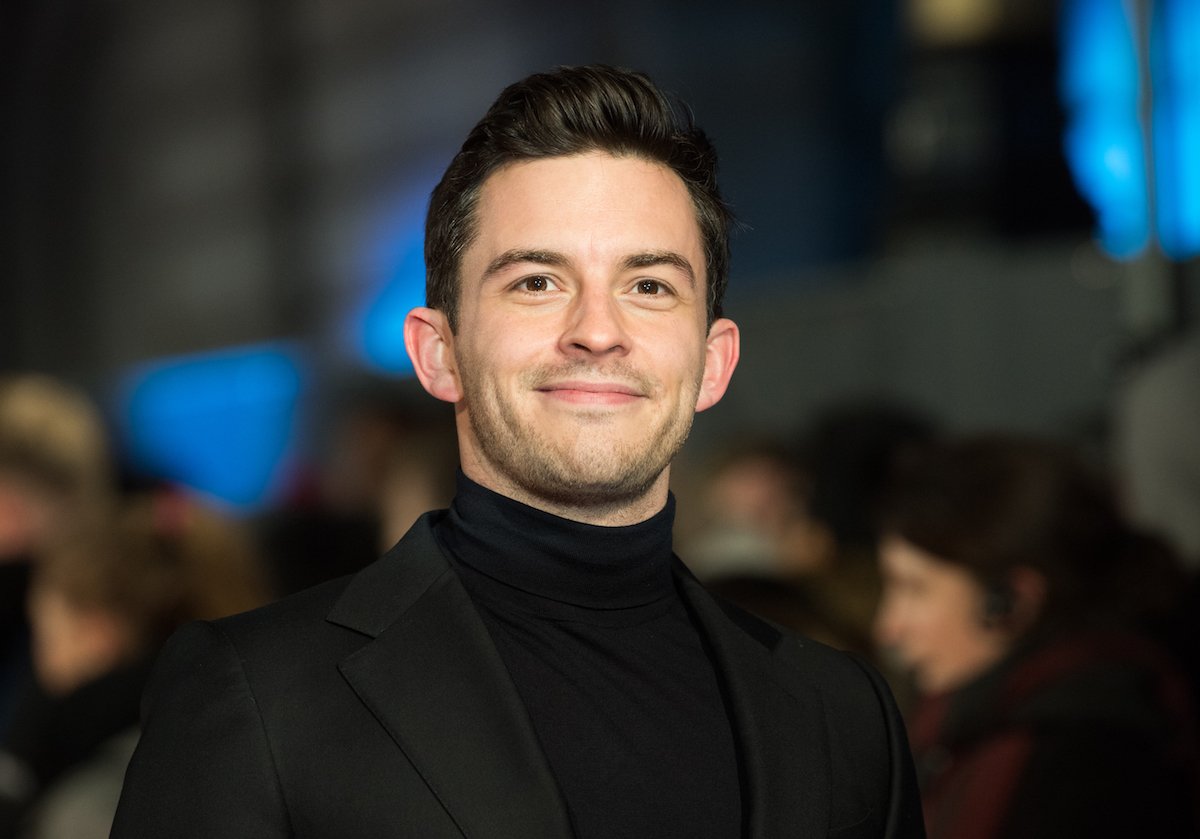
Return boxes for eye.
[635,279,665,295]
[516,275,556,293]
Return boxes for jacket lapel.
[677,566,832,839]
[328,515,573,839]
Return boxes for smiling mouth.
[535,381,646,405]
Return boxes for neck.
[436,472,677,609]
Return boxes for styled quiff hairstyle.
[425,64,733,331]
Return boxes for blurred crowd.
[677,329,1200,839]
[0,373,457,838]
[0,329,1198,838]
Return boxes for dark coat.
[112,512,925,839]
[908,629,1199,839]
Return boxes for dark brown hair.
[880,434,1183,627]
[425,64,733,330]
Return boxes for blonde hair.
[0,375,114,515]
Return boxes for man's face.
[435,152,735,522]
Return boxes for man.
[112,65,924,838]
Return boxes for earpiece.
[981,583,1015,627]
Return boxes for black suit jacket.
[112,513,925,838]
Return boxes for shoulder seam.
[208,620,299,836]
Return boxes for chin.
[525,468,659,509]
[920,666,983,696]
[910,663,946,696]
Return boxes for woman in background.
[874,435,1197,839]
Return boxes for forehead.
[468,152,704,270]
[881,536,959,582]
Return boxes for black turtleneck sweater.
[433,475,742,839]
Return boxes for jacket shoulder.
[688,579,927,837]
[210,511,452,659]
[212,573,354,650]
[704,583,886,689]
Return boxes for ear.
[1006,565,1047,633]
[695,317,740,413]
[404,307,463,403]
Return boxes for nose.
[559,287,630,357]
[873,594,903,650]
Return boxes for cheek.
[918,600,975,655]
[918,604,999,691]
[456,328,522,386]
[675,347,708,402]
[885,596,960,660]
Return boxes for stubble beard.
[459,356,701,513]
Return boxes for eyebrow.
[622,251,696,287]
[481,249,572,281]
[481,248,697,287]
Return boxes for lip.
[536,380,646,405]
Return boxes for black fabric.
[111,511,926,838]
[5,656,150,784]
[0,655,152,837]
[0,561,32,733]
[435,474,742,839]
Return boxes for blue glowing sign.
[119,344,306,510]
[1061,0,1200,260]
[360,223,425,375]
[1151,0,1200,259]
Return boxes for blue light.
[356,169,443,376]
[119,344,306,510]
[1060,0,1150,259]
[1063,107,1150,258]
[1060,0,1200,261]
[1151,0,1200,259]
[361,224,426,375]
[1060,0,1140,103]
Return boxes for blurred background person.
[682,437,858,650]
[0,491,270,839]
[688,398,937,658]
[0,376,116,731]
[253,378,457,597]
[373,416,457,551]
[874,434,1197,839]
[681,437,816,581]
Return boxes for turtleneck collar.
[434,472,677,610]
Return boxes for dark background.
[4,0,1197,505]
